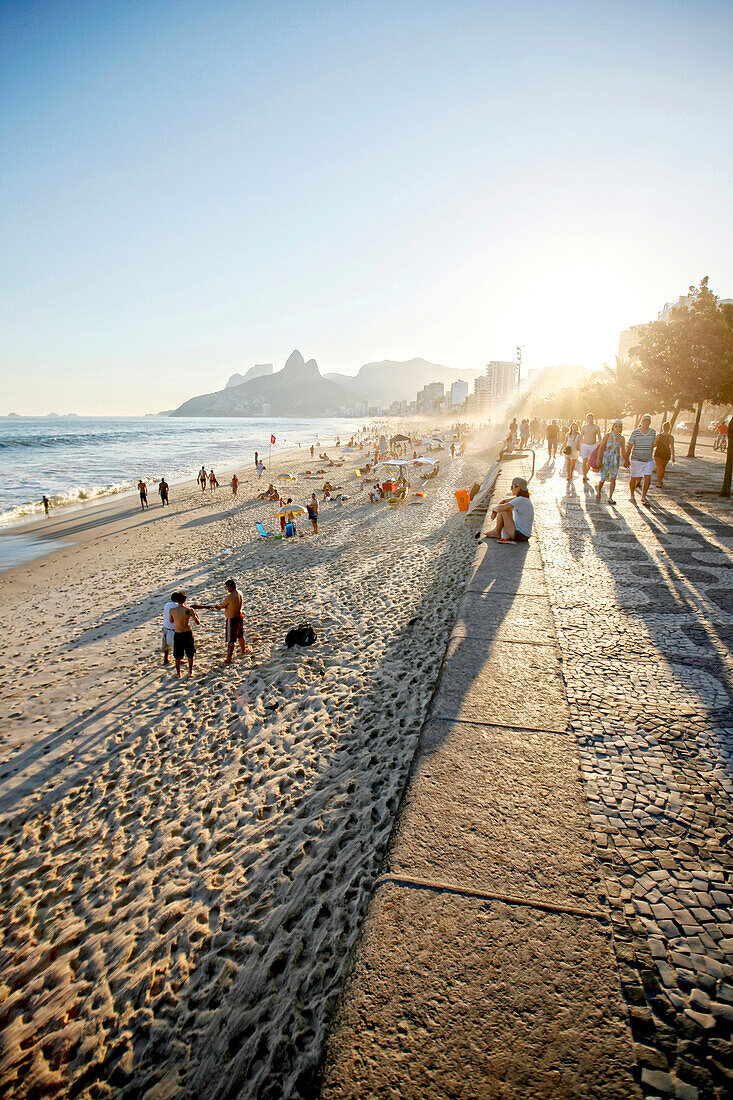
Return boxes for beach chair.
[256,522,275,538]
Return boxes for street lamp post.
[516,345,523,396]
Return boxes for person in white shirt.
[161,593,179,666]
[484,478,534,544]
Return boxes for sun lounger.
[256,522,275,538]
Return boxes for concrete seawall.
[317,454,641,1099]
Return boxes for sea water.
[0,416,365,525]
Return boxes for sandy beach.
[0,434,491,1099]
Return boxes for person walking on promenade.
[484,477,534,543]
[626,414,656,506]
[519,418,529,448]
[562,423,581,482]
[170,592,200,679]
[307,493,319,534]
[158,477,169,506]
[595,419,625,504]
[653,422,675,487]
[198,465,207,492]
[580,414,601,483]
[546,419,559,460]
[138,479,149,510]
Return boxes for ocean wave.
[0,482,134,525]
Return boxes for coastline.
[0,429,494,1099]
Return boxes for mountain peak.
[281,350,321,379]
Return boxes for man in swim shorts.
[170,591,200,678]
[196,579,245,664]
[580,413,601,482]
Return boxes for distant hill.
[171,351,362,418]
[225,364,273,388]
[323,358,482,405]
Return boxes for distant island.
[169,352,482,418]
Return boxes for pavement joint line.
[428,714,570,736]
[375,873,609,922]
[449,632,559,648]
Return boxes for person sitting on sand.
[194,579,245,665]
[483,478,534,544]
[322,481,333,500]
[170,592,200,678]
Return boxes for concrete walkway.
[318,458,641,1099]
[319,452,733,1100]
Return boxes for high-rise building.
[485,361,517,403]
[450,380,468,408]
[474,376,491,412]
[417,381,445,413]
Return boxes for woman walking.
[562,422,581,482]
[653,422,675,487]
[596,419,625,504]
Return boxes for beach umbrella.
[412,456,438,466]
[372,461,407,478]
[391,433,410,442]
[274,504,306,517]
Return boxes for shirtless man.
[169,591,200,678]
[580,414,601,482]
[196,579,245,664]
[138,479,148,510]
[198,466,207,492]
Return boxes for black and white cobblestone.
[530,456,733,1100]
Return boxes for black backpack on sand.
[285,623,317,647]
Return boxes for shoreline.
[0,440,337,575]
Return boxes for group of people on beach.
[162,579,245,678]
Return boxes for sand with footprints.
[0,437,488,1099]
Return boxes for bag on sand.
[285,623,317,647]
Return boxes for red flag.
[270,434,276,445]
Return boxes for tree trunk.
[722,418,733,498]
[669,400,683,430]
[687,400,704,458]
[662,409,667,427]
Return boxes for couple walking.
[595,415,673,506]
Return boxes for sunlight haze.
[2,0,731,414]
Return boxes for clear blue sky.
[2,0,732,414]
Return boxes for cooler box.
[455,489,471,512]
[284,522,296,537]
